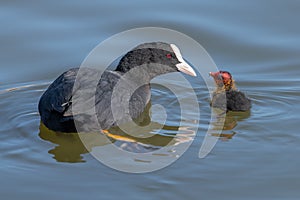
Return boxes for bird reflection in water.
[39,102,195,163]
[210,108,251,141]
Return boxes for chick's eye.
[166,54,172,59]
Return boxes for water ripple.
[0,81,52,166]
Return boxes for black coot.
[210,71,251,111]
[38,42,197,132]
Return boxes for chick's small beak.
[209,72,218,77]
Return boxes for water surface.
[1,0,300,199]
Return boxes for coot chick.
[38,42,197,132]
[210,71,251,111]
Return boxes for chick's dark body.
[211,90,251,111]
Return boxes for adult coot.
[210,71,251,111]
[39,42,197,132]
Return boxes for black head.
[115,42,196,79]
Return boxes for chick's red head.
[210,71,233,90]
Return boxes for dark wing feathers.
[39,68,78,117]
[39,67,151,132]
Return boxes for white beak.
[170,44,197,77]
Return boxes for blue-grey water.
[1,1,300,199]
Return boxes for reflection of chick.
[210,71,251,111]
[210,108,251,140]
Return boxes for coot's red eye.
[166,54,172,58]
